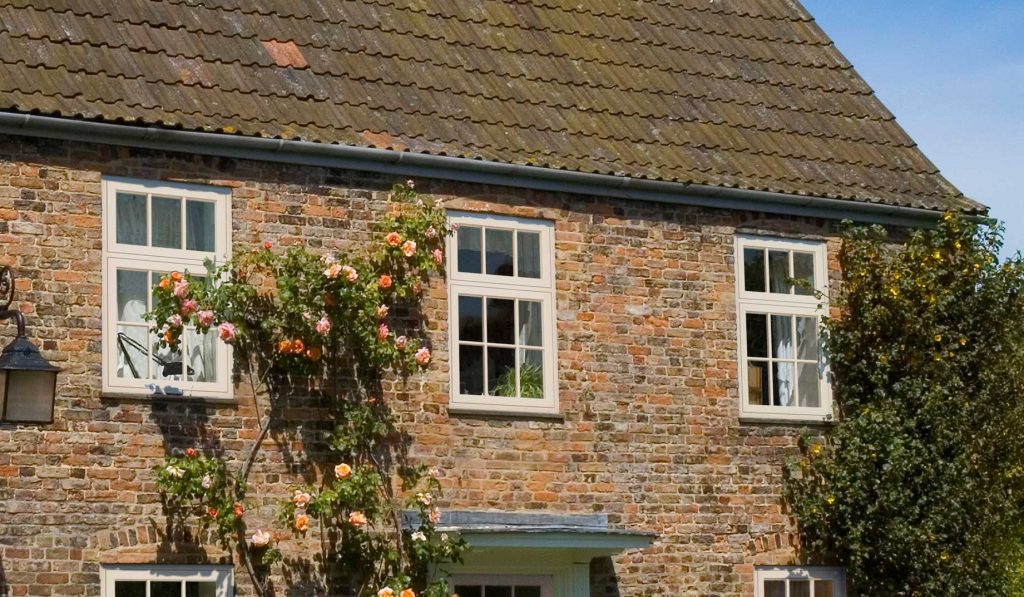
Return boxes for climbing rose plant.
[786,214,1024,596]
[149,182,466,597]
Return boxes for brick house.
[0,1,984,596]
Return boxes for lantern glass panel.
[3,369,56,422]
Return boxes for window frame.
[449,574,554,597]
[446,212,558,416]
[735,235,830,422]
[755,566,846,597]
[101,564,234,597]
[101,177,232,400]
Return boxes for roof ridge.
[0,66,938,183]
[0,31,908,149]
[0,3,874,97]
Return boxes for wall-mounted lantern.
[0,267,59,423]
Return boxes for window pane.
[747,361,769,405]
[485,229,514,276]
[116,192,147,246]
[487,587,512,597]
[116,324,150,379]
[791,580,811,597]
[186,581,218,597]
[773,362,795,406]
[486,298,515,345]
[487,347,516,396]
[151,581,181,597]
[114,581,147,597]
[793,252,815,295]
[186,200,216,252]
[117,269,149,323]
[814,580,835,597]
[797,317,819,361]
[455,587,483,597]
[743,248,765,292]
[745,313,768,358]
[458,296,483,342]
[457,226,482,273]
[798,363,820,408]
[152,196,182,249]
[517,231,541,278]
[519,300,544,347]
[515,587,542,597]
[458,345,484,395]
[519,349,545,398]
[769,250,790,293]
[764,580,786,597]
[771,315,794,359]
[151,329,184,381]
[186,328,217,383]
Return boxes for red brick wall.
[0,134,840,596]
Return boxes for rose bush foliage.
[149,183,465,597]
[787,214,1024,596]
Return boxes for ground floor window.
[101,565,233,597]
[451,574,553,597]
[755,567,846,597]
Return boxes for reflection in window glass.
[743,248,765,292]
[517,231,541,278]
[151,196,182,249]
[114,581,146,597]
[793,252,815,295]
[458,296,483,342]
[186,200,216,252]
[487,347,516,396]
[116,193,147,246]
[768,250,790,293]
[485,228,514,276]
[457,226,482,274]
[764,580,786,597]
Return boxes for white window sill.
[101,391,237,405]
[739,412,835,426]
[447,404,564,421]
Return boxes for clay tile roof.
[0,0,984,213]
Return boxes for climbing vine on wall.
[148,182,466,597]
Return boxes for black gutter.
[0,112,958,227]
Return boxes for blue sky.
[801,0,1024,254]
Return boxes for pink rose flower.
[218,322,237,343]
[428,508,441,524]
[250,529,271,547]
[415,347,431,366]
[342,265,358,283]
[316,316,331,336]
[167,314,183,328]
[173,280,189,298]
[425,226,437,239]
[395,335,407,349]
[292,489,312,508]
[451,222,460,231]
[376,304,389,319]
[406,179,415,188]
[412,281,422,295]
[180,298,198,316]
[385,232,402,247]
[349,511,368,527]
[377,323,389,341]
[324,263,342,279]
[401,240,417,257]
[432,249,443,265]
[197,310,215,327]
[378,274,392,289]
[378,589,394,597]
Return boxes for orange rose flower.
[207,507,219,518]
[378,274,393,289]
[159,276,172,290]
[170,271,184,282]
[163,330,175,344]
[294,513,309,532]
[348,511,368,527]
[306,346,322,361]
[278,339,293,353]
[385,231,402,247]
[233,502,244,517]
[292,339,305,354]
[400,589,416,597]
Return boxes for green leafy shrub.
[786,214,1024,596]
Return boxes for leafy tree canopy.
[787,214,1024,596]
